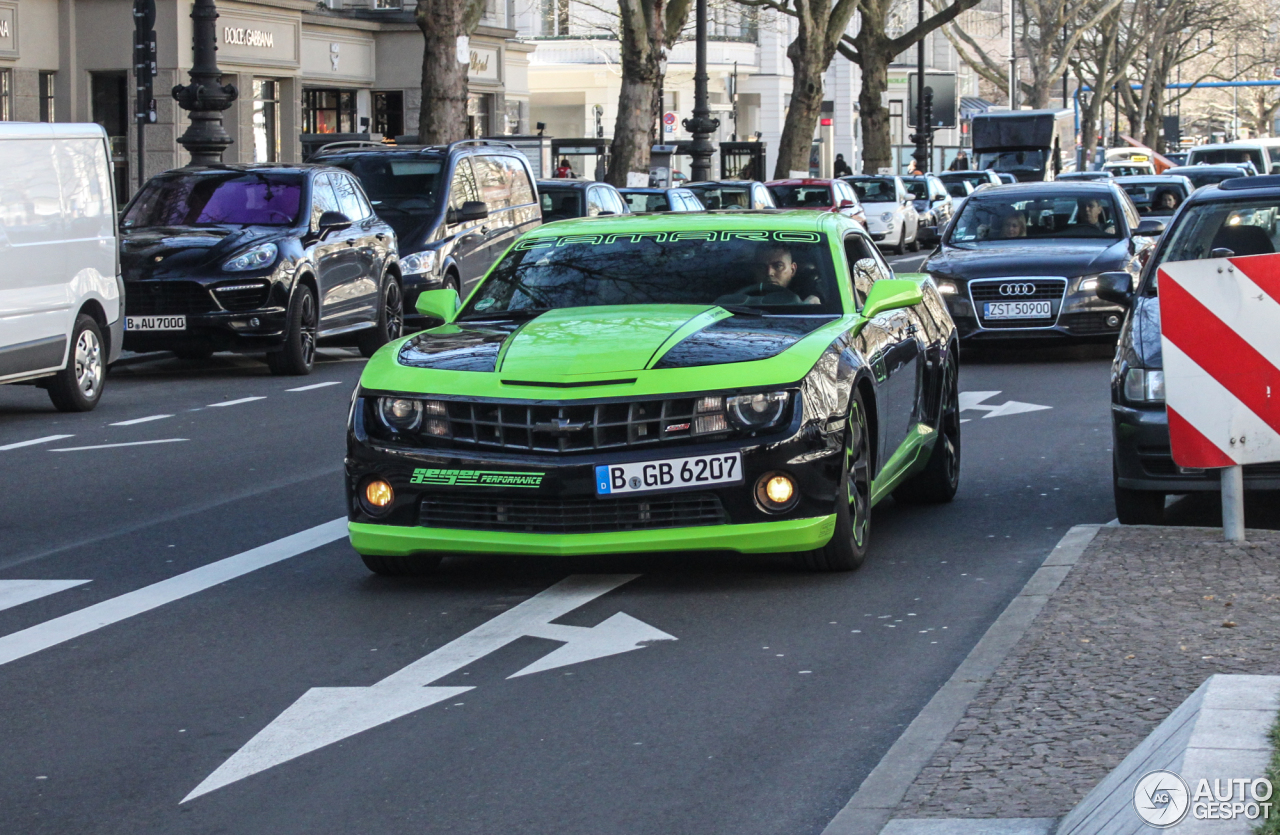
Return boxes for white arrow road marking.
[0,518,346,668]
[959,390,1052,419]
[0,435,74,451]
[0,580,90,613]
[184,574,676,802]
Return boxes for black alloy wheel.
[267,284,318,376]
[358,276,404,358]
[795,390,872,572]
[1112,459,1165,524]
[894,352,961,503]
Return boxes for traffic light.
[922,87,934,131]
[133,0,157,124]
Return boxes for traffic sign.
[663,111,676,126]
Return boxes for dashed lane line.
[110,414,174,426]
[0,435,75,451]
[207,396,267,408]
[0,517,346,667]
[0,580,91,613]
[50,439,189,452]
[287,381,343,392]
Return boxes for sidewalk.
[894,525,1280,821]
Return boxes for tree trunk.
[416,0,483,145]
[607,51,661,186]
[856,39,892,174]
[774,40,827,178]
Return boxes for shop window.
[253,79,280,162]
[39,72,56,122]
[0,69,10,121]
[467,93,491,139]
[503,100,523,135]
[303,88,357,134]
[373,91,404,138]
[91,71,129,199]
[540,0,570,35]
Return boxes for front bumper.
[345,397,846,557]
[942,281,1126,342]
[122,308,289,352]
[1112,402,1280,492]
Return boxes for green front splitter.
[349,515,838,558]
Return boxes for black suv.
[1102,174,1280,523]
[120,164,401,374]
[315,140,541,326]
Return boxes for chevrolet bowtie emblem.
[534,418,589,433]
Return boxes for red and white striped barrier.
[1159,254,1280,468]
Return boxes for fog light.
[249,317,261,328]
[755,471,798,513]
[1106,314,1120,328]
[363,479,394,513]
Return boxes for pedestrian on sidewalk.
[949,150,970,171]
[833,154,852,177]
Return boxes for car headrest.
[1211,224,1274,257]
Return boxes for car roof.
[965,180,1116,195]
[156,163,331,175]
[765,179,836,186]
[686,180,757,188]
[619,187,685,194]
[1113,175,1191,185]
[1192,141,1263,151]
[1166,164,1251,173]
[536,179,599,190]
[1177,175,1280,206]
[516,209,846,238]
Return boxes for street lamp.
[682,0,720,182]
[172,0,238,165]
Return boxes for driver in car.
[721,245,821,305]
[1075,197,1115,234]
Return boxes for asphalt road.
[2,247,1264,835]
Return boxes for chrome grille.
[125,280,218,315]
[419,492,727,533]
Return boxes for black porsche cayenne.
[119,164,402,374]
[924,181,1163,342]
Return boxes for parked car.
[1056,171,1114,181]
[842,175,920,254]
[119,164,400,374]
[684,180,778,210]
[923,181,1161,343]
[538,179,629,221]
[618,187,705,213]
[316,139,540,326]
[901,175,954,246]
[0,123,122,411]
[1164,164,1257,190]
[765,178,867,228]
[1113,174,1193,218]
[1100,174,1280,522]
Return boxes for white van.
[0,123,122,411]
[1186,142,1269,174]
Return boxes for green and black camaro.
[346,211,960,574]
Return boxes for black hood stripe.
[654,316,831,369]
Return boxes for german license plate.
[984,301,1051,319]
[596,452,743,496]
[126,315,186,331]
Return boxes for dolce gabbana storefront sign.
[0,1,17,59]
[215,11,300,68]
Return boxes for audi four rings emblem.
[999,283,1037,296]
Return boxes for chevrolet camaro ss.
[345,212,961,575]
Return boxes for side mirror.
[837,199,856,210]
[861,278,924,319]
[317,211,352,233]
[1134,219,1166,237]
[1096,271,1134,306]
[415,287,461,323]
[448,201,489,225]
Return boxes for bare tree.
[605,0,693,186]
[416,0,488,145]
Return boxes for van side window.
[471,156,511,211]
[501,156,535,206]
[448,159,480,214]
[843,233,890,309]
[310,174,341,227]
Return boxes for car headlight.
[936,279,958,295]
[881,211,894,223]
[1123,368,1164,403]
[222,242,278,272]
[400,251,438,277]
[726,391,789,429]
[378,397,423,432]
[1078,274,1101,292]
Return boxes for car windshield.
[623,192,671,212]
[1121,182,1188,215]
[334,157,443,238]
[1106,165,1150,177]
[687,186,750,209]
[541,188,583,221]
[122,172,303,228]
[768,185,834,208]
[1189,148,1264,169]
[847,178,896,202]
[1149,197,1280,293]
[974,150,1048,174]
[461,230,843,316]
[949,190,1123,242]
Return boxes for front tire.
[267,283,318,376]
[357,275,404,358]
[48,314,106,412]
[1113,461,1164,524]
[892,226,907,256]
[795,391,872,572]
[360,552,444,577]
[894,353,961,503]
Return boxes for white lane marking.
[0,517,345,668]
[286,381,343,392]
[0,580,91,613]
[960,390,1052,419]
[207,397,266,408]
[50,439,189,452]
[184,574,675,802]
[110,414,173,426]
[0,435,74,451]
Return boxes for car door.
[844,233,920,471]
[331,172,382,325]
[308,173,363,329]
[444,158,487,289]
[468,155,514,294]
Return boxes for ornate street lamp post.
[172,0,238,165]
[682,0,720,182]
